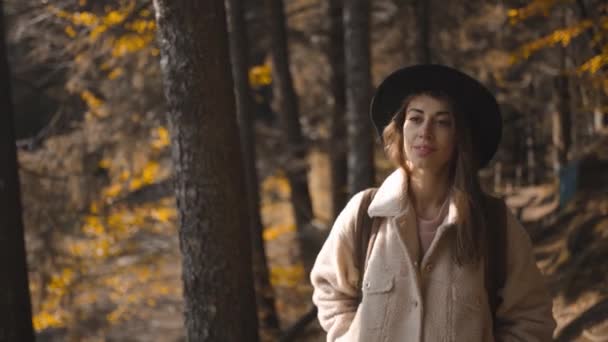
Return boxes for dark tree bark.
[327,0,348,220]
[552,9,572,173]
[344,0,375,195]
[0,2,35,341]
[225,0,280,338]
[153,1,259,340]
[265,0,314,230]
[414,0,431,64]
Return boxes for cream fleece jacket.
[310,169,556,342]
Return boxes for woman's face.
[402,95,456,174]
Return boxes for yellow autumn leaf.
[64,25,77,38]
[141,162,159,184]
[151,126,170,149]
[33,311,64,331]
[150,207,176,223]
[270,264,305,287]
[104,10,126,26]
[263,224,296,241]
[72,11,98,27]
[81,90,103,109]
[506,9,519,18]
[119,170,131,181]
[102,183,122,199]
[108,67,124,80]
[112,33,155,57]
[89,25,108,41]
[98,158,111,169]
[249,64,273,87]
[83,216,105,236]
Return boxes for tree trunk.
[0,3,35,341]
[266,0,314,230]
[526,119,536,185]
[344,0,375,195]
[225,0,280,338]
[327,0,348,220]
[153,1,259,340]
[414,0,431,64]
[553,8,572,173]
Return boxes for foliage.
[509,0,608,93]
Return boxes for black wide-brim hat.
[370,64,502,169]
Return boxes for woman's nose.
[419,119,433,138]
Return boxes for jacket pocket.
[359,274,394,330]
[450,285,487,342]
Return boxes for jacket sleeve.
[310,191,365,342]
[495,209,556,342]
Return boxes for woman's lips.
[413,146,436,157]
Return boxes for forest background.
[1,0,608,341]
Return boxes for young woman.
[310,65,555,342]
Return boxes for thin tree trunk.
[414,0,431,64]
[225,0,280,338]
[327,0,347,220]
[0,2,35,340]
[526,81,538,185]
[344,0,374,195]
[266,0,314,231]
[552,75,571,171]
[153,1,259,340]
[553,8,572,173]
[526,119,536,185]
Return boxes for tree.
[266,0,314,231]
[225,0,280,338]
[509,0,608,94]
[344,0,374,195]
[327,0,348,220]
[414,0,431,64]
[153,1,258,340]
[0,1,35,340]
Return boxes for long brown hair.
[382,90,488,265]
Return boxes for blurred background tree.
[0,1,35,340]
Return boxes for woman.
[310,65,555,342]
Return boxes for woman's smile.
[413,144,437,157]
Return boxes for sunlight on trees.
[509,1,608,84]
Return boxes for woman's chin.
[408,160,446,174]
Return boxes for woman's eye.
[437,120,452,126]
[409,117,423,123]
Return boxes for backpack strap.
[354,188,379,304]
[483,195,508,331]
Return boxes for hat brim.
[370,64,502,169]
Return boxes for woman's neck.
[407,166,451,220]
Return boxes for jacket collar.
[367,168,460,227]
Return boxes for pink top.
[416,197,449,258]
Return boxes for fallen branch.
[556,298,608,341]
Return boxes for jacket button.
[425,264,433,272]
[365,282,370,289]
[414,301,418,307]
